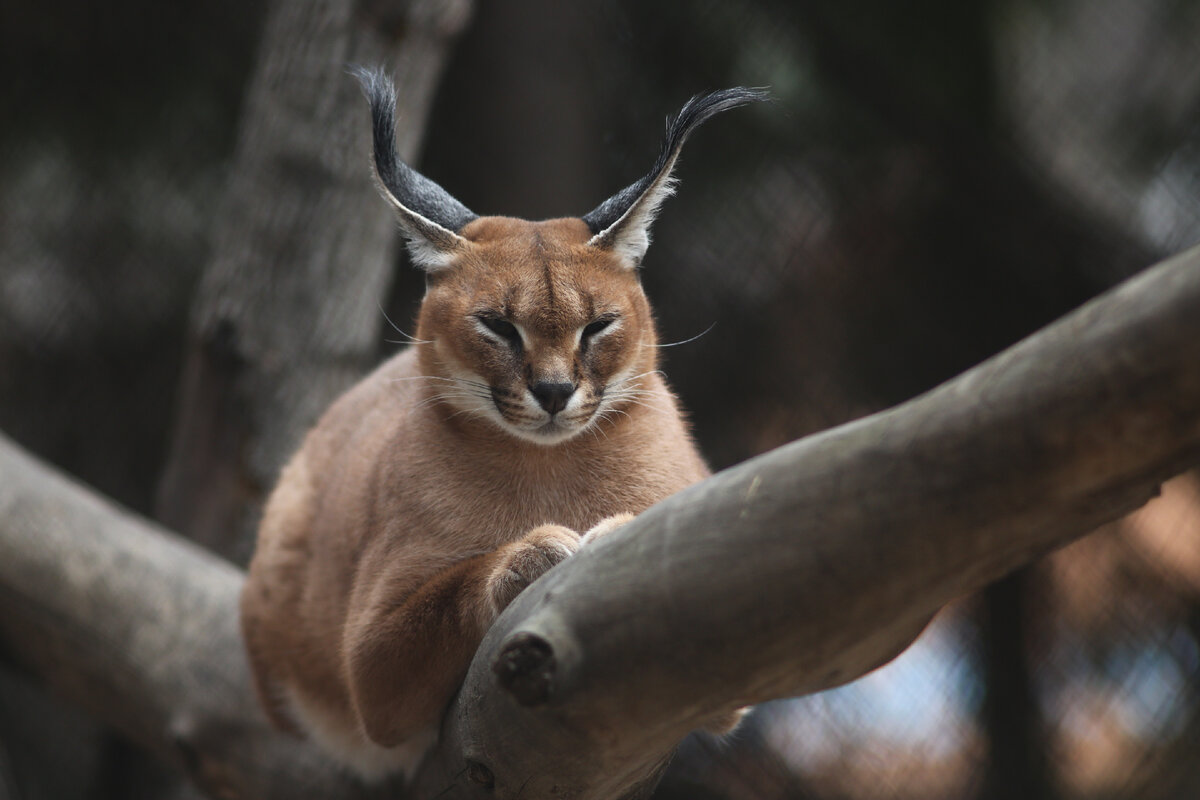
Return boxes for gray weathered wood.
[420,244,1200,799]
[156,0,473,563]
[0,432,401,799]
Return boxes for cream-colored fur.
[240,216,711,779]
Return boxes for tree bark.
[0,245,1197,799]
[421,245,1200,800]
[156,0,473,564]
[0,431,393,800]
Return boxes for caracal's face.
[415,217,658,445]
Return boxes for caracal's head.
[415,217,655,444]
[354,67,767,445]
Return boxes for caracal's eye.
[582,316,617,339]
[478,315,520,344]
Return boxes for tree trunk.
[156,0,473,564]
[0,245,1197,799]
[979,571,1054,800]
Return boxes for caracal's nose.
[531,381,576,415]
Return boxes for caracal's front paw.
[483,525,581,622]
[579,513,635,546]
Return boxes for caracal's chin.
[434,386,598,445]
[495,404,598,446]
[517,417,594,445]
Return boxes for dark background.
[2,0,1200,798]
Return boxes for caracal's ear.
[353,66,477,271]
[582,87,769,269]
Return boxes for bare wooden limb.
[156,0,474,563]
[419,245,1200,800]
[0,246,1197,799]
[0,433,393,800]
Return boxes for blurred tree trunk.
[979,570,1055,800]
[132,2,473,797]
[420,0,606,220]
[156,0,473,565]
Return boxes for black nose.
[531,381,575,415]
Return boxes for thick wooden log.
[421,245,1200,800]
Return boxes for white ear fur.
[406,240,460,272]
[580,87,769,270]
[375,184,469,272]
[356,66,477,272]
[586,157,680,269]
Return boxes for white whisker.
[587,420,610,442]
[442,406,490,423]
[645,321,715,349]
[611,387,670,400]
[387,375,491,391]
[608,369,667,391]
[599,404,631,422]
[602,393,674,420]
[415,392,492,411]
[378,303,432,344]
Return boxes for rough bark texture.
[0,433,396,799]
[0,245,1197,799]
[156,0,473,563]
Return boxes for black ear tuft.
[351,66,478,269]
[582,87,769,268]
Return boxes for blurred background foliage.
[2,0,1200,798]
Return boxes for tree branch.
[418,245,1200,799]
[0,246,1197,799]
[0,433,394,799]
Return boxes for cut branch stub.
[465,760,495,789]
[493,631,556,706]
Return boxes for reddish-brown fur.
[240,217,710,777]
